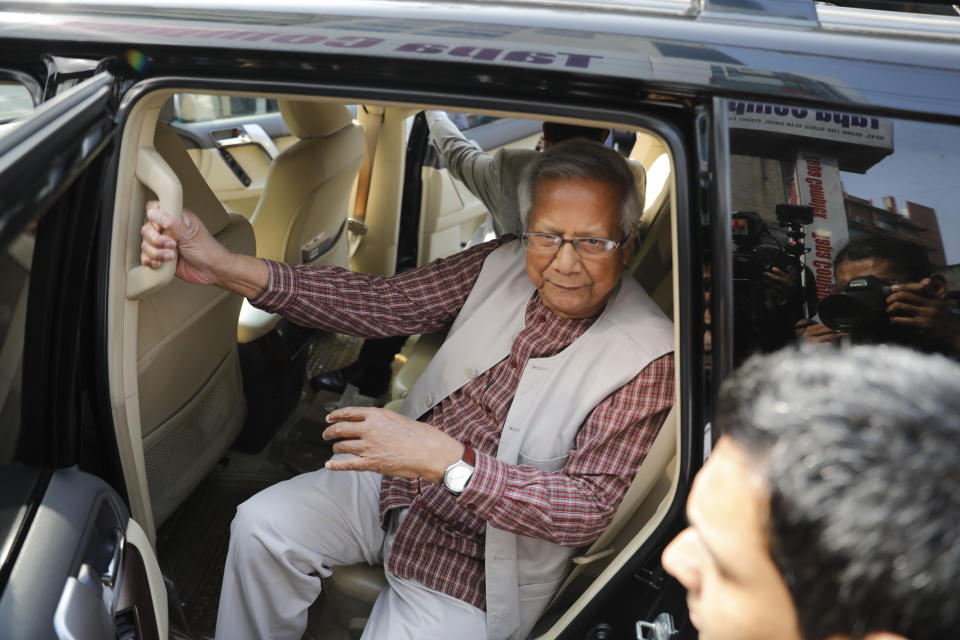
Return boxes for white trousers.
[215,455,487,640]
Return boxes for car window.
[726,103,960,365]
[0,227,34,464]
[444,111,499,131]
[0,80,34,133]
[164,93,281,123]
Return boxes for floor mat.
[282,386,379,475]
[307,332,364,380]
[157,472,286,638]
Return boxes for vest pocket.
[517,451,570,473]
[517,574,566,634]
[518,573,565,598]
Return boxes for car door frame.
[113,73,706,639]
[0,69,168,640]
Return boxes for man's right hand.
[795,318,847,343]
[139,201,230,286]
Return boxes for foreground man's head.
[663,345,960,640]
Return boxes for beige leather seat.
[629,205,673,320]
[138,122,256,526]
[238,100,365,343]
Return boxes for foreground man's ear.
[827,633,909,640]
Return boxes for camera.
[731,211,793,282]
[819,275,895,333]
[732,206,814,283]
[731,207,815,360]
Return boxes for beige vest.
[398,241,674,639]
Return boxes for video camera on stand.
[731,204,815,359]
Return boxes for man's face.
[661,437,803,640]
[525,176,628,319]
[835,258,909,287]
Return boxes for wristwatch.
[442,446,476,494]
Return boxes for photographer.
[795,236,960,356]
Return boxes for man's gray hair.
[517,138,646,238]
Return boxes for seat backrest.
[572,406,676,567]
[628,202,673,320]
[540,405,677,624]
[136,122,256,526]
[250,100,365,268]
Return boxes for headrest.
[626,158,647,207]
[278,100,354,139]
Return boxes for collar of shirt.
[522,291,597,354]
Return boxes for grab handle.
[126,146,183,299]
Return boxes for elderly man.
[140,139,674,640]
[663,344,960,640]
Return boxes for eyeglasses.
[521,232,625,258]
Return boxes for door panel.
[1,468,166,640]
[186,134,297,216]
[166,98,297,217]
[0,71,167,640]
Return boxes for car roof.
[1,0,960,119]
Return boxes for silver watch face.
[444,463,474,493]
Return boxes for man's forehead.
[529,177,621,229]
[836,257,909,283]
[689,439,770,548]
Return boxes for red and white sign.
[788,152,849,300]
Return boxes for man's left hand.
[323,407,464,483]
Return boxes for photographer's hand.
[764,267,793,295]
[795,318,847,343]
[887,279,960,355]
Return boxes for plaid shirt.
[251,238,674,610]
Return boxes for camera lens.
[819,277,890,332]
[820,295,873,331]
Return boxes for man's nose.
[661,528,701,592]
[550,240,583,273]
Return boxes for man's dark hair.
[542,122,609,145]
[834,236,935,281]
[718,344,960,640]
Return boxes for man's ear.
[929,273,949,299]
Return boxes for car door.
[0,70,168,640]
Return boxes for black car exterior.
[1,1,959,639]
